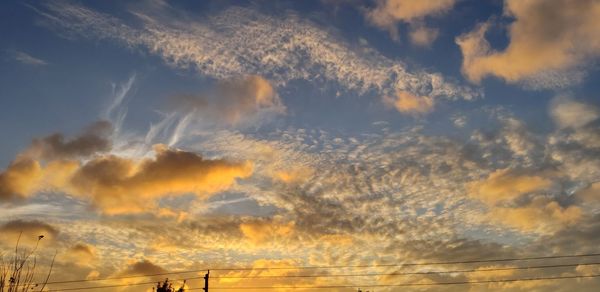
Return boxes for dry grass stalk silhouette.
[0,232,55,292]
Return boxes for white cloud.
[550,97,600,129]
[10,50,48,66]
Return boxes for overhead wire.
[49,274,600,291]
[35,251,600,286]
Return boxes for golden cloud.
[366,0,455,43]
[488,197,582,234]
[468,168,553,205]
[58,243,98,267]
[469,169,581,233]
[456,0,600,85]
[69,145,253,215]
[239,218,295,244]
[0,143,253,215]
[409,25,439,47]
[215,259,316,292]
[171,75,285,126]
[384,90,435,114]
[575,182,600,203]
[273,166,314,184]
[0,158,44,201]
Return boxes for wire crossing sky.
[1,0,600,291]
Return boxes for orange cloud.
[58,243,98,267]
[273,166,314,184]
[468,168,553,205]
[215,259,317,292]
[366,0,455,44]
[239,219,295,244]
[409,25,439,47]
[575,182,600,203]
[69,145,253,215]
[171,75,285,126]
[0,143,253,215]
[456,0,600,85]
[488,197,582,234]
[0,158,44,201]
[384,90,435,114]
[469,169,581,233]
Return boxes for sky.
[1,0,600,291]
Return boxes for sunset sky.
[1,0,600,291]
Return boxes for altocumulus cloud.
[36,1,480,113]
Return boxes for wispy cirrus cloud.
[9,50,48,66]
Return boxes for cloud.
[0,121,112,202]
[0,133,252,214]
[550,97,600,129]
[0,219,59,246]
[456,0,600,88]
[468,168,581,233]
[58,243,98,267]
[366,0,455,44]
[383,90,435,114]
[239,218,295,244]
[487,197,582,234]
[10,50,48,66]
[26,121,113,160]
[408,25,439,47]
[0,158,44,201]
[68,145,253,215]
[117,259,167,276]
[37,2,480,105]
[468,168,553,205]
[17,117,600,290]
[170,75,285,126]
[575,182,600,203]
[548,98,600,181]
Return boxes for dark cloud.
[0,219,59,245]
[28,120,113,160]
[118,259,167,276]
[70,243,96,257]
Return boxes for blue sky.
[1,0,600,291]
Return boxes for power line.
[194,274,600,290]
[42,262,600,291]
[45,273,600,291]
[210,261,600,278]
[46,276,202,292]
[35,252,600,286]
